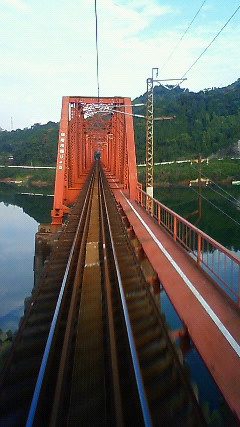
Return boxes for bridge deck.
[114,188,240,420]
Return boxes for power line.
[160,0,207,73]
[190,163,239,205]
[190,186,240,227]
[181,4,240,79]
[204,163,240,203]
[168,198,197,209]
[94,0,100,99]
[206,184,239,207]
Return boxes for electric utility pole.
[188,156,209,224]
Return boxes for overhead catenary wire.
[203,163,240,203]
[167,199,197,209]
[181,4,240,79]
[94,0,100,99]
[206,184,240,207]
[190,163,240,205]
[100,109,146,119]
[189,186,240,227]
[160,0,207,73]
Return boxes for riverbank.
[0,158,239,187]
[137,157,240,186]
[0,166,55,187]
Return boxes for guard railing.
[136,183,240,306]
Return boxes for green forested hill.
[0,78,240,165]
[0,122,59,165]
[133,78,240,163]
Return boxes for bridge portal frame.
[51,96,137,226]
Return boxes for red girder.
[51,96,137,225]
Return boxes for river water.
[0,183,53,332]
[154,183,240,422]
[0,181,239,422]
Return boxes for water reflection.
[160,289,224,417]
[0,202,38,331]
[154,185,240,252]
[154,185,240,420]
[0,184,239,423]
[0,183,53,224]
[0,188,53,332]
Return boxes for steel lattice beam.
[145,70,186,199]
[51,96,137,226]
[145,77,154,198]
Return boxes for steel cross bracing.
[145,69,186,199]
[51,96,137,226]
[145,77,154,198]
[0,164,207,426]
[49,93,240,423]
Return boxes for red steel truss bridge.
[0,96,240,427]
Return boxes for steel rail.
[26,168,96,427]
[98,176,124,426]
[0,193,85,387]
[49,172,95,426]
[100,172,153,427]
[21,165,204,426]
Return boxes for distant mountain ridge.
[0,79,240,165]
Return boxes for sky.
[0,0,239,130]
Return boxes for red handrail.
[136,184,240,306]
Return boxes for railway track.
[0,162,206,426]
